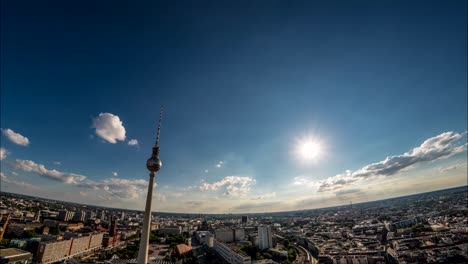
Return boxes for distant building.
[85,211,95,219]
[195,231,214,246]
[157,226,181,236]
[33,210,41,222]
[58,210,74,222]
[241,216,248,224]
[103,217,121,248]
[258,225,272,250]
[0,248,33,264]
[215,228,245,243]
[73,211,86,222]
[97,211,106,220]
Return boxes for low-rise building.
[0,248,33,264]
[213,240,251,264]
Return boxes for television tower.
[137,106,164,264]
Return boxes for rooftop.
[0,248,32,259]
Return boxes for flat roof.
[0,248,32,258]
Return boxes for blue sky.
[1,0,467,213]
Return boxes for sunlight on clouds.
[0,147,8,160]
[199,176,255,197]
[92,113,126,144]
[318,131,467,192]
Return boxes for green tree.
[23,230,39,238]
[0,239,10,247]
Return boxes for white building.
[258,225,272,250]
[213,240,251,264]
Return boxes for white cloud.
[13,159,87,184]
[53,161,61,165]
[0,147,8,160]
[128,139,139,146]
[92,113,126,144]
[215,161,224,168]
[79,191,88,196]
[112,171,118,177]
[200,176,255,197]
[318,131,467,192]
[1,128,30,146]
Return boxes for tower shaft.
[137,171,155,263]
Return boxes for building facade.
[0,248,32,264]
[258,225,272,250]
[213,240,251,264]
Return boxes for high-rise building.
[74,210,86,222]
[241,216,248,224]
[109,216,117,237]
[34,210,41,222]
[58,210,74,222]
[258,225,272,250]
[97,211,106,220]
[85,211,95,219]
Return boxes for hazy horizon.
[1,0,467,214]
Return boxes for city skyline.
[1,0,467,214]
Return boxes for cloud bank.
[318,131,467,192]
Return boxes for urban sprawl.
[0,186,466,264]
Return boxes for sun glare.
[297,140,321,161]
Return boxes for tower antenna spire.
[155,105,163,147]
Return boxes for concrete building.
[258,225,272,250]
[215,228,245,243]
[58,210,75,222]
[69,236,90,257]
[89,233,104,250]
[241,216,248,224]
[35,232,104,263]
[213,240,251,264]
[73,211,86,222]
[0,248,32,264]
[85,211,95,219]
[195,231,213,245]
[36,239,72,264]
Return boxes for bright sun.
[298,140,321,160]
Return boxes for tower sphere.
[146,148,162,172]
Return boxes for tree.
[0,239,10,248]
[23,230,39,238]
